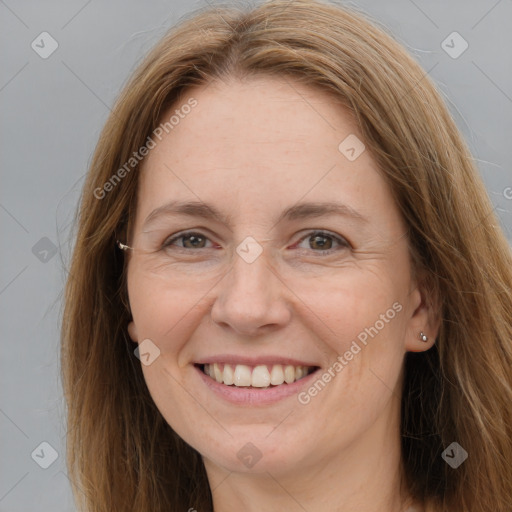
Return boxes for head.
[61,1,512,511]
[124,72,437,501]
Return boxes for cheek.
[126,266,218,353]
[297,264,402,341]
[296,265,407,397]
[127,270,216,437]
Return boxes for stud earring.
[419,331,428,342]
[116,240,131,251]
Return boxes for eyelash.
[161,230,351,255]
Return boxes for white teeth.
[202,363,314,387]
[223,364,234,385]
[213,363,223,383]
[284,365,295,384]
[234,364,252,386]
[251,365,271,387]
[270,364,285,385]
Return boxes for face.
[126,76,437,479]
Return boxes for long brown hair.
[60,1,512,510]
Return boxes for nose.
[210,248,292,337]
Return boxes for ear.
[404,279,440,353]
[127,320,139,343]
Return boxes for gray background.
[1,0,511,510]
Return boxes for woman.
[60,1,512,511]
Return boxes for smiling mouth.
[197,363,319,388]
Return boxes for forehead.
[134,76,400,233]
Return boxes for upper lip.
[194,355,320,367]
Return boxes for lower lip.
[194,365,321,405]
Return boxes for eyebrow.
[142,200,368,230]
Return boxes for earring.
[419,331,428,342]
[117,240,131,251]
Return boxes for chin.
[198,429,313,475]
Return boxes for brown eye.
[309,233,333,250]
[295,231,350,254]
[162,232,212,250]
[182,234,207,248]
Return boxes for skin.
[126,75,439,512]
